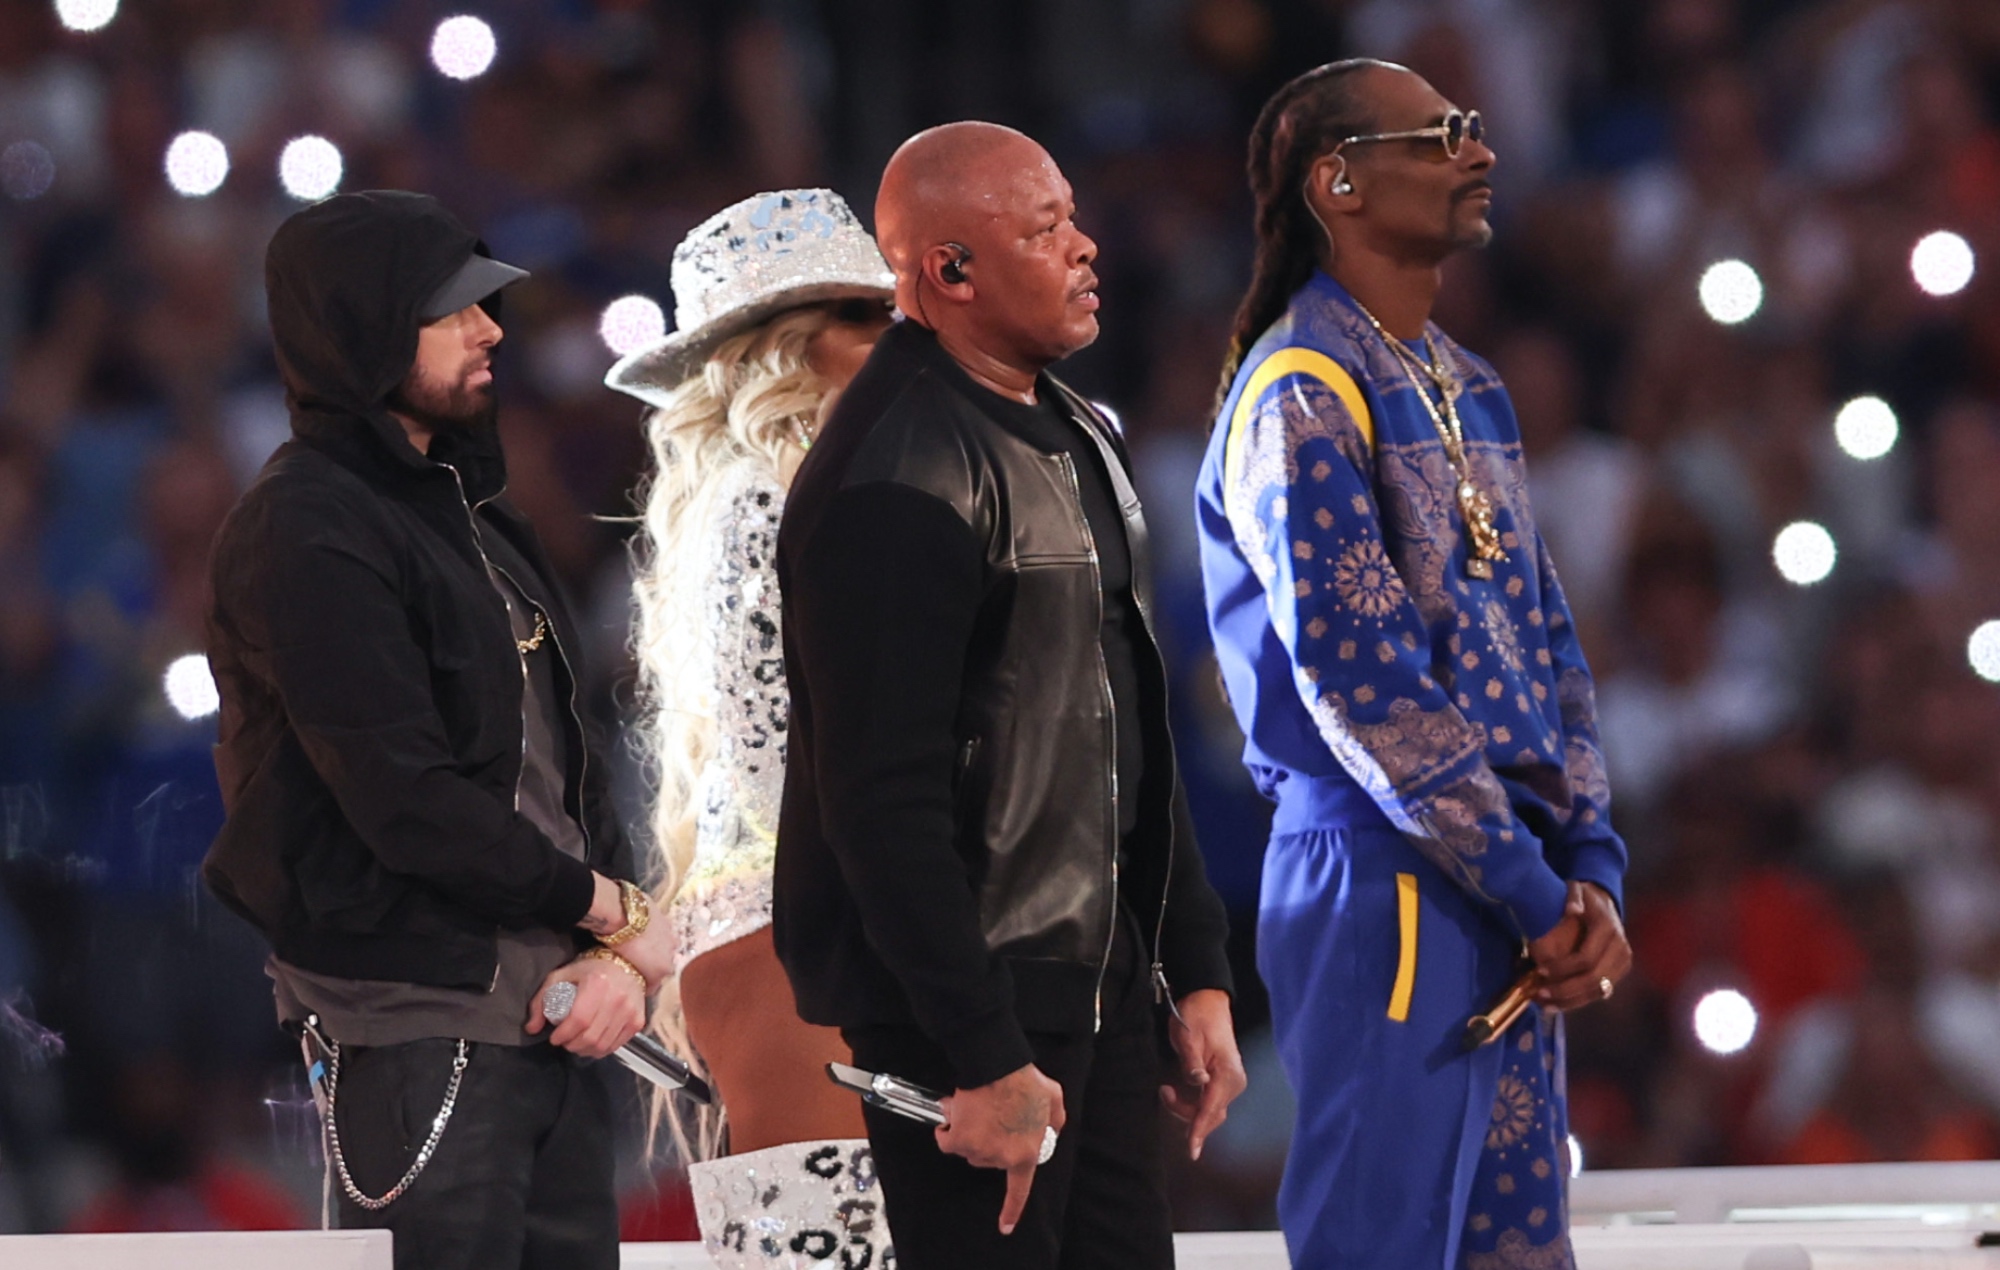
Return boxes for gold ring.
[1599,976,1614,1000]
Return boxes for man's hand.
[525,956,646,1059]
[1160,988,1247,1161]
[935,1063,1066,1236]
[1531,882,1631,1012]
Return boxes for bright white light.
[429,15,497,80]
[1833,395,1898,461]
[1567,1134,1584,1178]
[279,135,343,202]
[164,654,220,720]
[1693,988,1758,1056]
[1911,231,1975,298]
[599,295,667,356]
[53,0,118,32]
[1698,259,1763,325]
[1969,621,2000,684]
[164,131,229,197]
[1772,520,1836,586]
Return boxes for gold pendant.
[1458,480,1507,578]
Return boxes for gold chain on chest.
[1349,301,1509,580]
[517,608,547,654]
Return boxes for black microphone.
[541,980,713,1104]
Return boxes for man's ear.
[1307,152,1358,206]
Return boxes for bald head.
[872,121,1100,388]
[876,122,1049,278]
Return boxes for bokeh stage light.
[0,140,55,201]
[164,654,221,721]
[1772,521,1836,586]
[1969,621,2000,684]
[599,295,667,356]
[1692,988,1757,1056]
[1910,230,1975,298]
[164,131,230,197]
[1698,259,1762,325]
[430,15,498,81]
[53,0,117,33]
[279,135,344,201]
[1832,395,1898,461]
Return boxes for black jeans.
[330,1038,617,1270]
[845,920,1174,1270]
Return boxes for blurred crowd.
[1,0,1998,1238]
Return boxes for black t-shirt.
[976,383,1146,840]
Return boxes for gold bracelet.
[579,946,648,991]
[598,878,652,948]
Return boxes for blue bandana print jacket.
[1196,271,1626,941]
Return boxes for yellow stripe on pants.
[1388,872,1418,1022]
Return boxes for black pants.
[331,1039,618,1270]
[845,921,1174,1270]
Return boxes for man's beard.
[387,361,497,435]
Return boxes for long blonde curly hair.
[630,303,840,1161]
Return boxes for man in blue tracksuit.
[1197,60,1633,1269]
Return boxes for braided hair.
[1216,59,1393,410]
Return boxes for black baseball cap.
[420,251,529,321]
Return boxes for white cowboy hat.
[605,188,895,408]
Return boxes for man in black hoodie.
[204,191,673,1269]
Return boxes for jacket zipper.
[1056,453,1120,1034]
[444,465,529,815]
[1130,579,1179,1012]
[1063,391,1182,1015]
[444,465,596,987]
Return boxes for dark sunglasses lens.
[1443,112,1465,155]
[1465,112,1483,146]
[832,298,889,325]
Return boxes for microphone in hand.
[541,980,713,1104]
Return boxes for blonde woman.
[608,190,896,1269]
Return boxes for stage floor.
[3,1163,1997,1269]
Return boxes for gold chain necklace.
[1348,299,1509,579]
[517,609,547,654]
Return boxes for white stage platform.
[4,1163,1997,1268]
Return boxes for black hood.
[264,190,510,497]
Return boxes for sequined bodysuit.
[668,462,789,969]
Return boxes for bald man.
[772,122,1245,1267]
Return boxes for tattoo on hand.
[580,912,617,935]
[998,1086,1049,1135]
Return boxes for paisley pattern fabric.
[1460,1009,1575,1270]
[1198,269,1626,942]
[1197,270,1627,1270]
[668,464,789,968]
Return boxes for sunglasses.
[827,297,896,325]
[1334,109,1485,160]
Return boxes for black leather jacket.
[775,321,1231,1087]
